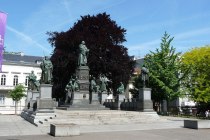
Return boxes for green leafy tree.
[9,84,26,114]
[143,32,182,110]
[181,46,210,103]
[48,13,135,100]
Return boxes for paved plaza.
[0,114,210,140]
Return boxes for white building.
[0,52,42,114]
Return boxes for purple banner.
[0,12,7,72]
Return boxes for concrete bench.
[50,123,80,136]
[184,120,210,129]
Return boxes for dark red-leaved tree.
[48,13,135,100]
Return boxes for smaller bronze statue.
[99,74,110,92]
[98,74,111,104]
[65,76,80,105]
[28,70,40,91]
[117,82,125,94]
[116,82,125,102]
[89,76,99,104]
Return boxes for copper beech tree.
[47,13,135,100]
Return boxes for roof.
[2,52,43,65]
[135,58,144,68]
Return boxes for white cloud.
[174,27,210,40]
[127,12,210,35]
[128,39,160,51]
[128,27,210,56]
[6,25,51,54]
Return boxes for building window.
[25,76,29,86]
[13,75,18,86]
[0,94,5,104]
[1,74,6,85]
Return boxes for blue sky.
[0,0,210,57]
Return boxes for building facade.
[0,52,42,114]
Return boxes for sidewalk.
[0,115,47,136]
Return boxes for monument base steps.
[38,109,159,127]
[21,109,56,126]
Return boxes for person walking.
[205,110,209,118]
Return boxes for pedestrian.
[205,110,209,118]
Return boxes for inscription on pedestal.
[37,99,54,109]
[79,83,89,91]
[76,66,89,80]
[138,88,154,112]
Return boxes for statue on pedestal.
[117,82,125,94]
[116,82,125,102]
[98,74,110,104]
[89,76,99,104]
[141,66,149,88]
[40,56,53,84]
[28,70,40,91]
[78,41,89,66]
[65,76,80,105]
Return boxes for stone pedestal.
[137,88,153,112]
[32,91,40,100]
[117,94,125,110]
[26,90,33,103]
[21,84,56,126]
[161,100,167,113]
[25,90,32,109]
[29,91,39,110]
[36,84,54,110]
[39,84,52,98]
[76,66,89,80]
[57,66,106,110]
[91,93,100,105]
[76,66,89,101]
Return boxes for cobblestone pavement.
[0,114,209,140]
[0,128,210,140]
[0,115,47,136]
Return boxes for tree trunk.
[15,101,17,115]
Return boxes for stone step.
[40,116,156,126]
[36,109,160,127]
[54,111,157,119]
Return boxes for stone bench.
[50,123,80,136]
[184,120,210,129]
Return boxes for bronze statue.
[99,74,110,92]
[89,76,99,104]
[117,82,125,94]
[40,56,53,84]
[98,74,110,104]
[65,76,80,105]
[116,82,124,102]
[78,41,89,66]
[28,70,40,91]
[141,66,149,87]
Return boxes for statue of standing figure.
[89,76,99,104]
[78,41,89,66]
[141,66,149,87]
[116,82,125,102]
[28,70,40,91]
[98,74,110,104]
[40,56,53,84]
[65,76,80,105]
[117,82,125,94]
